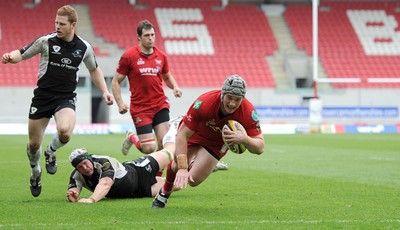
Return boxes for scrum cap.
[221,74,247,98]
[69,148,93,167]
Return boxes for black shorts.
[122,155,160,198]
[29,88,76,119]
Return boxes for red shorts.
[187,141,228,161]
[130,100,170,128]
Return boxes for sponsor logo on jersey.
[61,58,72,64]
[50,61,78,71]
[52,45,61,54]
[137,58,145,65]
[206,119,222,133]
[186,114,193,122]
[72,49,83,58]
[139,67,159,76]
[101,162,111,171]
[155,59,162,65]
[193,100,202,109]
[251,110,261,131]
[251,110,259,121]
[145,164,152,173]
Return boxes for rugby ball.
[222,120,247,154]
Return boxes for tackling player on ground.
[67,124,177,203]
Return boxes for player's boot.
[169,115,184,131]
[152,190,170,208]
[213,161,228,172]
[121,130,140,155]
[162,115,184,146]
[30,169,42,197]
[45,145,57,175]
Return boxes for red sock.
[156,169,164,177]
[129,134,141,150]
[163,161,176,194]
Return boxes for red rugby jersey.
[183,90,262,157]
[116,45,170,112]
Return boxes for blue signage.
[344,125,398,134]
[255,106,399,118]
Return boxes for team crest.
[52,45,61,54]
[72,49,83,58]
[193,100,203,109]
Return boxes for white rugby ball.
[222,120,247,154]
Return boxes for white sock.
[48,132,66,153]
[32,165,41,177]
[27,146,41,167]
[162,126,177,146]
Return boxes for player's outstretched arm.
[78,177,113,203]
[1,50,23,64]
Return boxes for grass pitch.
[0,134,399,229]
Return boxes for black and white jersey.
[68,154,127,193]
[20,32,98,93]
[68,155,159,199]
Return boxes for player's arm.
[1,50,23,64]
[66,172,83,202]
[111,72,129,114]
[3,36,46,64]
[78,177,113,203]
[241,132,264,155]
[173,122,194,189]
[89,67,114,105]
[223,124,264,155]
[162,72,182,98]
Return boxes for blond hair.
[57,5,78,23]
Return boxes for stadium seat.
[284,1,400,88]
[1,0,276,87]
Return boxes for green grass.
[0,134,399,229]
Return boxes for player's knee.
[58,133,71,144]
[58,128,72,143]
[140,142,157,154]
[28,142,41,152]
[188,180,201,187]
[188,174,206,187]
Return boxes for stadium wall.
[1,85,399,126]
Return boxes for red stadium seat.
[284,2,400,88]
[0,0,277,87]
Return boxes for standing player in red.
[112,20,182,157]
[152,75,265,208]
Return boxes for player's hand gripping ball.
[222,120,247,154]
